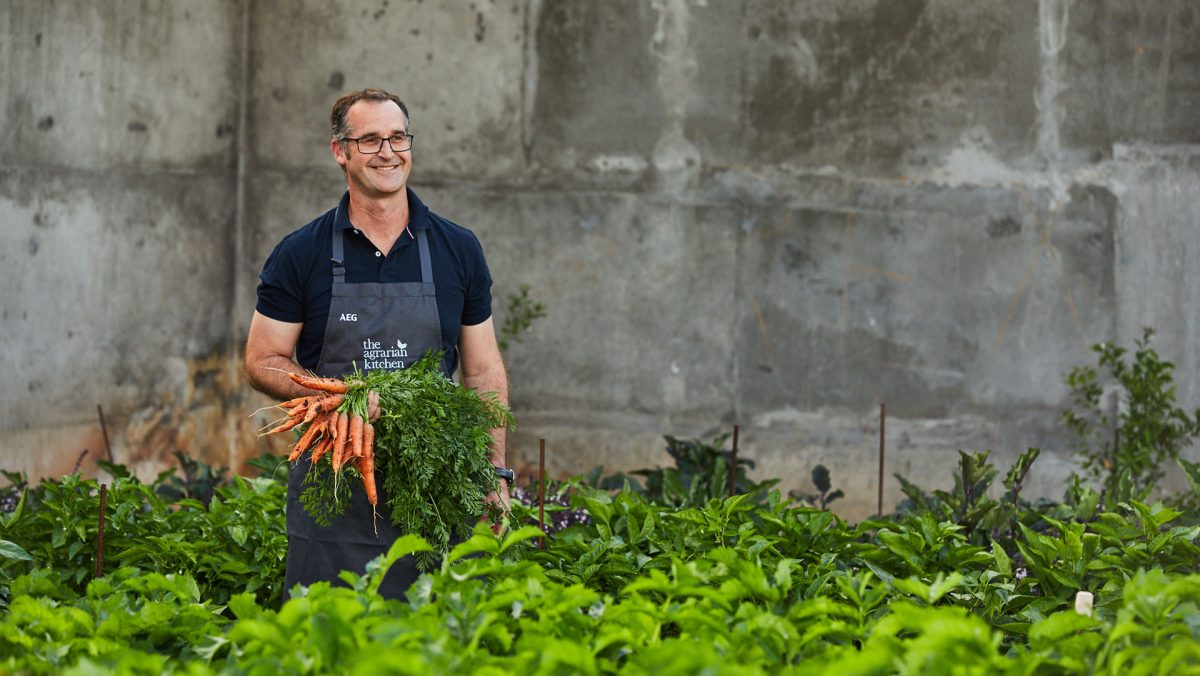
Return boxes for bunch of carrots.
[263,372,377,510]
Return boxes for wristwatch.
[493,467,516,483]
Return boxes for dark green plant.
[1064,327,1200,498]
[895,448,1041,548]
[630,435,777,508]
[497,283,547,352]
[789,464,844,510]
[154,449,230,507]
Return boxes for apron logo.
[340,313,358,322]
[361,338,408,371]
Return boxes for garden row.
[2,442,1200,673]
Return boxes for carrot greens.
[270,352,512,568]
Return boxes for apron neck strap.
[331,227,347,284]
[416,229,433,284]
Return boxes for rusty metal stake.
[538,438,546,550]
[729,425,740,498]
[96,483,107,578]
[97,405,112,462]
[878,403,886,517]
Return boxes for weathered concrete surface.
[0,1,243,170]
[2,1,1199,522]
[0,0,244,480]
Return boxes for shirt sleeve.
[255,237,306,323]
[461,231,493,326]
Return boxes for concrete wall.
[2,0,1198,520]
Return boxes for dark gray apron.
[285,217,444,600]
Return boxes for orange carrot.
[330,411,349,470]
[302,401,318,423]
[309,415,336,464]
[287,417,325,462]
[361,436,377,507]
[348,414,364,461]
[264,415,303,435]
[332,417,348,473]
[309,434,334,465]
[278,395,315,410]
[288,372,349,394]
[362,421,374,462]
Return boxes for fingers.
[367,390,381,421]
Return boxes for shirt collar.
[334,187,431,232]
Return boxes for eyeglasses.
[343,132,414,154]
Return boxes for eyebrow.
[357,129,409,137]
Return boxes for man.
[244,88,510,599]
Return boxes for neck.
[347,188,410,241]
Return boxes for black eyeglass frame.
[342,133,415,154]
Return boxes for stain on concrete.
[987,216,1022,239]
[783,242,814,274]
[327,71,344,90]
[475,11,486,42]
[27,236,39,255]
[747,0,930,164]
[1061,1,1200,151]
[127,121,148,133]
[37,116,54,131]
[532,2,666,164]
[215,122,235,138]
[1062,183,1118,301]
[745,1,1038,171]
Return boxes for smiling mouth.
[372,165,401,171]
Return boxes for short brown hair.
[330,88,410,140]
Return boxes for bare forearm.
[245,354,315,401]
[462,364,509,466]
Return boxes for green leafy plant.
[497,283,547,352]
[1064,328,1200,499]
[0,471,287,611]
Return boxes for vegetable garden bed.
[3,443,1200,674]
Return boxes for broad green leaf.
[1029,610,1100,644]
[0,539,33,561]
[499,526,545,554]
[991,541,1012,578]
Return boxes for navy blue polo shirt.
[255,188,493,376]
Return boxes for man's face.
[332,100,412,198]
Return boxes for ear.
[331,139,348,167]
